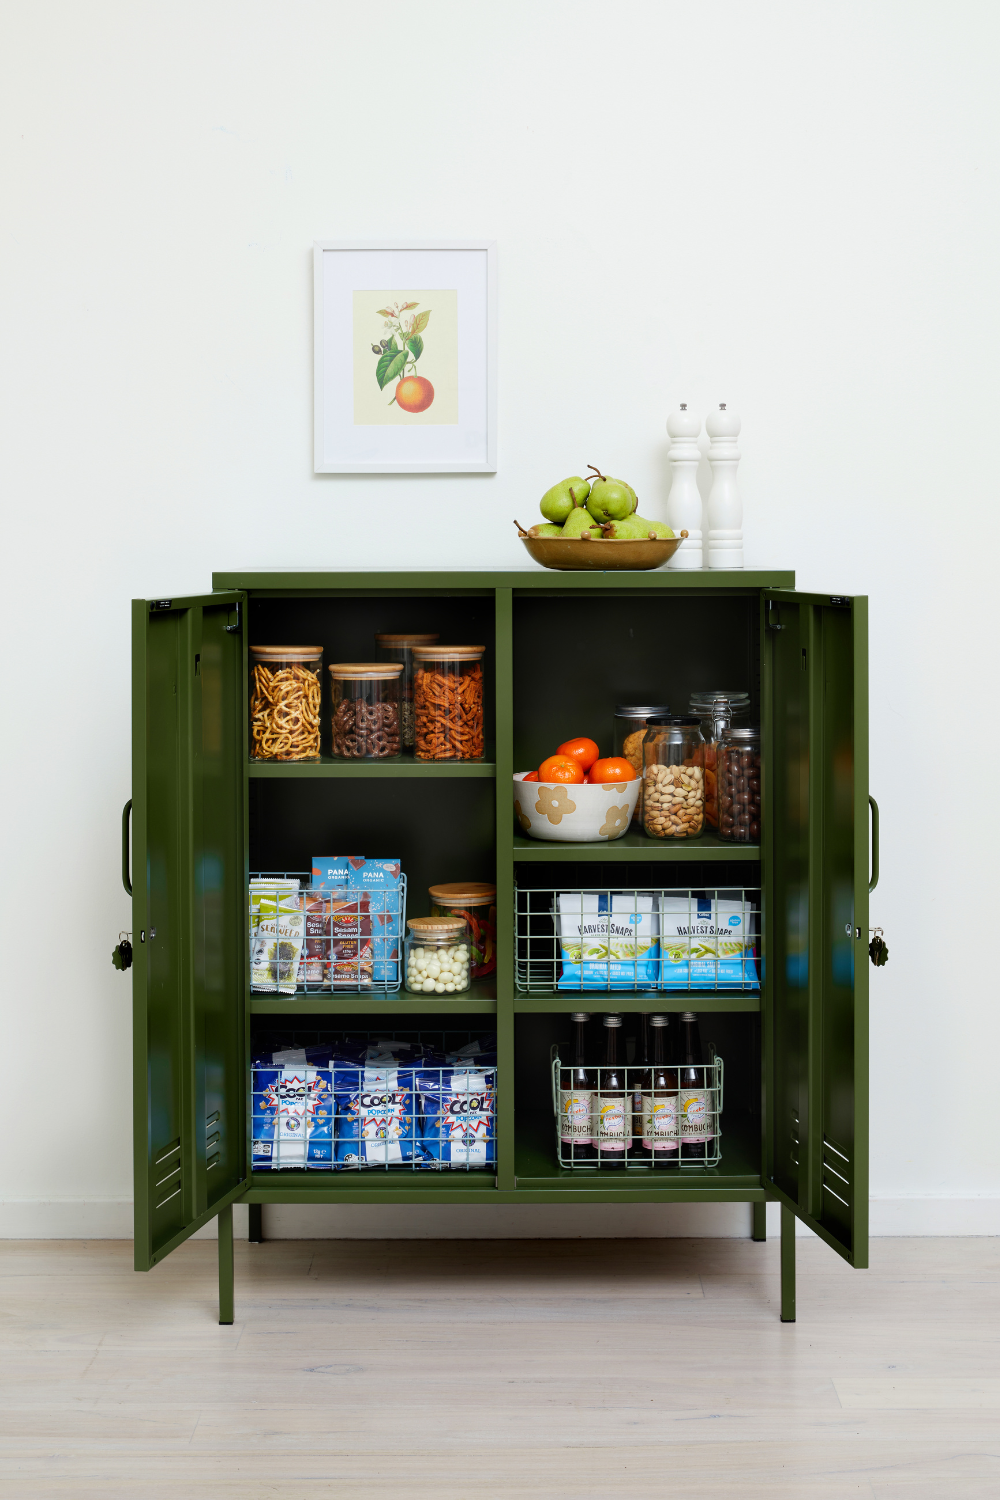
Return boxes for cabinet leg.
[218,1204,234,1325]
[752,1201,767,1241]
[248,1203,263,1243]
[780,1204,796,1322]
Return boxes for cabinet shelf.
[513,990,760,1013]
[512,831,760,861]
[249,977,497,1015]
[514,1110,761,1190]
[248,754,496,780]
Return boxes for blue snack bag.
[251,1066,334,1170]
[556,893,660,990]
[333,1063,423,1167]
[418,1068,496,1167]
[658,896,760,989]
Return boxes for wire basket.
[551,1050,723,1169]
[249,870,406,994]
[516,884,760,993]
[251,1028,496,1172]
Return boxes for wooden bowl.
[518,534,683,571]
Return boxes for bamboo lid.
[328,662,404,679]
[251,645,323,661]
[411,645,485,661]
[429,882,497,906]
[407,916,467,935]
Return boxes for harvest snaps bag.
[556,893,659,990]
[658,896,759,989]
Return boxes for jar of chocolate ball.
[716,726,761,843]
[404,917,472,995]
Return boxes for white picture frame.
[313,239,497,473]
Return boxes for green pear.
[585,466,634,523]
[562,505,602,538]
[605,514,675,540]
[540,475,591,524]
[604,478,638,514]
[529,523,564,537]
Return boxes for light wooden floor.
[1,1236,998,1498]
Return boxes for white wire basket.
[249,869,406,994]
[551,1049,723,1169]
[517,884,760,993]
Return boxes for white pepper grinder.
[665,403,703,570]
[706,403,743,568]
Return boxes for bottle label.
[559,1089,594,1143]
[596,1095,632,1151]
[641,1092,679,1150]
[679,1089,713,1141]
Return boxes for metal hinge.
[225,601,241,634]
[766,601,783,631]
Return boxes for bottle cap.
[570,1012,591,1023]
[602,1014,623,1027]
[680,1011,697,1022]
[649,1014,670,1026]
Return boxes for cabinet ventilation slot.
[822,1137,851,1209]
[790,1111,799,1168]
[206,1113,221,1171]
[153,1138,182,1211]
[206,1111,220,1127]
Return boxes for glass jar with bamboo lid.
[249,646,323,762]
[328,662,403,760]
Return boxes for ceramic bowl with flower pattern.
[513,771,640,842]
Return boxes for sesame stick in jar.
[412,646,485,761]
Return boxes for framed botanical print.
[313,240,497,473]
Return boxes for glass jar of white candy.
[404,917,472,995]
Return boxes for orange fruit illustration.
[395,376,435,413]
[537,755,585,785]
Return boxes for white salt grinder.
[706,403,743,568]
[665,404,704,569]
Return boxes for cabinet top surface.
[211,567,796,592]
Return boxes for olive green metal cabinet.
[129,570,871,1324]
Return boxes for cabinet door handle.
[122,799,133,896]
[868,795,879,893]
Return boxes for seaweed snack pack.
[313,857,403,985]
[658,896,760,989]
[418,1067,496,1167]
[250,878,304,994]
[555,893,660,990]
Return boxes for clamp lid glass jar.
[716,725,761,843]
[411,645,485,761]
[249,645,323,762]
[405,916,471,995]
[428,882,497,979]
[328,662,403,760]
[374,632,440,750]
[641,716,706,840]
[689,690,750,831]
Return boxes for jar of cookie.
[614,703,671,825]
[328,663,403,760]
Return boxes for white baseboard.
[1,1198,998,1240]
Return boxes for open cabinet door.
[762,589,869,1267]
[132,593,247,1270]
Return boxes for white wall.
[2,0,998,1240]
